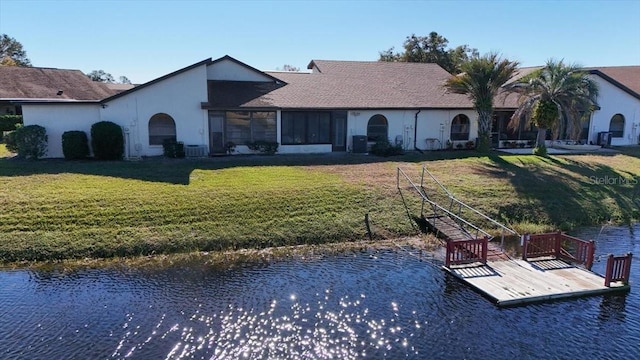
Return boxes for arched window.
[367,114,388,141]
[149,113,176,145]
[609,114,625,138]
[451,114,470,141]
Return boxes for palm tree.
[506,59,599,152]
[444,53,520,152]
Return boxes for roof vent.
[56,90,63,96]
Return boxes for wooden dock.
[397,167,633,307]
[444,257,630,307]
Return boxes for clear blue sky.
[1,0,639,84]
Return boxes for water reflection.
[0,225,638,359]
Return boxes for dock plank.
[444,259,629,306]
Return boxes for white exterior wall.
[22,103,101,158]
[207,59,274,81]
[589,75,640,146]
[345,109,477,151]
[101,64,209,157]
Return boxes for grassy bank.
[0,144,638,262]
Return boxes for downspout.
[414,109,423,153]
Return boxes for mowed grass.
[0,143,638,262]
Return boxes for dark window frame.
[281,111,332,145]
[148,113,176,146]
[225,111,277,144]
[367,114,388,142]
[451,114,470,141]
[609,114,625,138]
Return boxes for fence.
[445,237,489,267]
[522,231,595,270]
[604,253,633,287]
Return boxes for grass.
[0,144,638,263]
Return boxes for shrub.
[533,145,548,157]
[246,141,279,155]
[62,131,90,160]
[162,139,185,158]
[369,138,403,157]
[4,130,18,153]
[6,125,47,159]
[0,115,23,133]
[91,121,124,160]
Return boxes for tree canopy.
[379,32,478,74]
[0,34,31,67]
[506,59,599,149]
[86,70,115,83]
[444,53,520,152]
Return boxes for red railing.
[445,237,488,267]
[604,253,633,287]
[522,231,595,270]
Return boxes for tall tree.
[0,34,31,66]
[86,70,115,83]
[444,53,520,152]
[506,60,599,153]
[379,32,477,74]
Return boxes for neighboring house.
[0,65,131,115]
[493,66,640,147]
[10,57,640,158]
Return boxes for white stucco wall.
[345,109,478,151]
[22,103,101,158]
[590,75,640,146]
[207,59,274,82]
[101,64,209,157]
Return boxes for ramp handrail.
[421,166,520,239]
[397,168,492,240]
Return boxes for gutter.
[414,109,423,153]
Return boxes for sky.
[1,0,639,84]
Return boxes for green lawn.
[0,144,638,263]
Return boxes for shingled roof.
[0,65,128,100]
[589,66,640,100]
[204,60,474,110]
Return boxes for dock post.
[623,253,633,285]
[604,254,614,287]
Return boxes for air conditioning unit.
[185,145,207,157]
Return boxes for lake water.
[1,225,638,359]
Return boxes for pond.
[1,225,638,359]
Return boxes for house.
[0,65,131,115]
[9,57,640,158]
[493,66,640,147]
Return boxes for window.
[367,114,388,141]
[225,111,276,144]
[451,114,470,141]
[281,111,331,145]
[609,114,625,138]
[148,113,176,145]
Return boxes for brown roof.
[0,65,122,100]
[589,66,640,100]
[205,60,474,109]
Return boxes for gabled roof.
[0,65,122,100]
[588,66,640,100]
[208,60,473,109]
[102,58,213,102]
[209,55,286,84]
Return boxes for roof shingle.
[0,66,126,100]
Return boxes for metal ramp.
[397,165,520,262]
